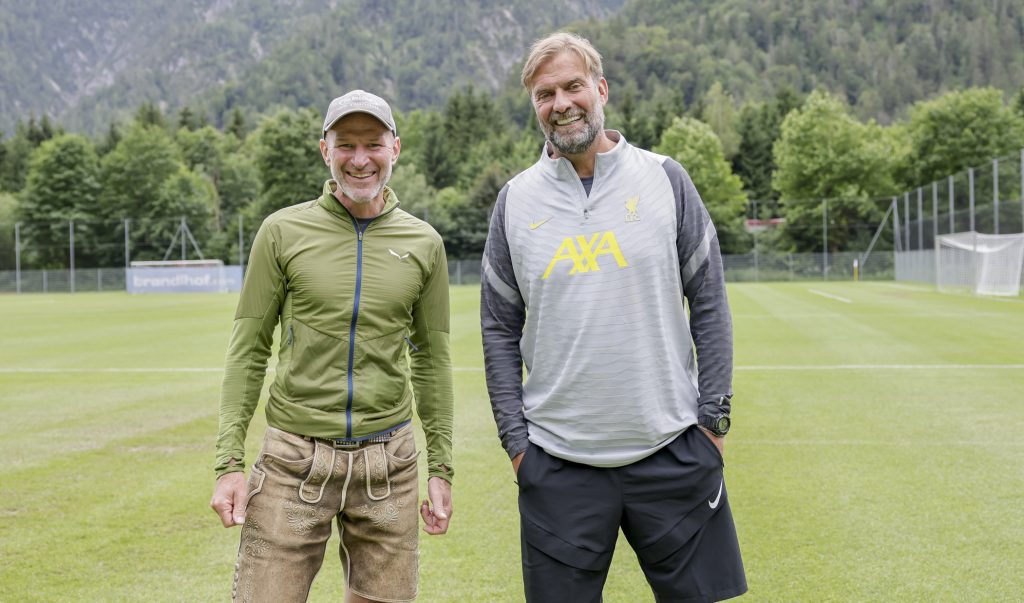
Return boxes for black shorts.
[517,425,747,603]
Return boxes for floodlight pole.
[15,222,21,294]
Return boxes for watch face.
[716,416,731,434]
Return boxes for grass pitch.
[0,282,1021,601]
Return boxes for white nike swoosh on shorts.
[708,479,724,509]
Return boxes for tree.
[444,163,512,259]
[148,169,218,260]
[98,123,188,264]
[225,108,249,141]
[134,102,169,130]
[772,91,895,252]
[733,88,803,201]
[177,105,206,131]
[422,86,507,190]
[250,107,325,220]
[898,87,1024,188]
[0,117,59,193]
[700,82,740,160]
[654,116,749,253]
[16,134,103,267]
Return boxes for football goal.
[936,231,1024,296]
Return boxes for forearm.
[481,297,529,459]
[214,315,278,476]
[411,329,455,482]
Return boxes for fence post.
[916,187,923,249]
[15,222,22,294]
[124,218,130,270]
[43,270,48,293]
[968,168,975,232]
[993,158,999,234]
[752,200,760,282]
[788,253,794,281]
[948,175,954,233]
[69,220,75,293]
[98,268,102,292]
[822,200,828,280]
[903,193,910,248]
[238,214,244,267]
[932,182,938,242]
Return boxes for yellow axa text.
[542,231,629,279]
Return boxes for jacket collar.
[316,179,401,223]
[537,129,627,181]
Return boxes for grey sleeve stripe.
[483,257,522,307]
[682,221,715,288]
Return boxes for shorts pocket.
[384,427,418,466]
[692,425,725,466]
[258,427,315,479]
[245,465,266,507]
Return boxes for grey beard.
[544,106,605,156]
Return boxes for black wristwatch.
[698,414,731,437]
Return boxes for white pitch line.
[0,367,223,373]
[807,288,852,303]
[733,439,1024,447]
[737,364,1024,371]
[2,365,1020,374]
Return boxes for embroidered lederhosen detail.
[299,440,335,504]
[362,445,391,501]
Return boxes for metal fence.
[0,252,898,294]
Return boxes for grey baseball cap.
[322,90,397,137]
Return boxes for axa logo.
[542,231,629,279]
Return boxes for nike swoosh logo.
[529,218,552,230]
[708,480,724,509]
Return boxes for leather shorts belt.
[303,420,411,449]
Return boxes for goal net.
[936,231,1024,296]
[127,259,241,293]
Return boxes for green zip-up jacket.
[215,180,454,482]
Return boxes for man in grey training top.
[480,32,746,602]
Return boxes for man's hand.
[420,476,453,535]
[210,471,248,527]
[698,427,725,457]
[511,451,525,476]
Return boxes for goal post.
[936,231,1024,296]
[126,259,242,293]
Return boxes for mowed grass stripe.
[1,283,1022,601]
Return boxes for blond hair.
[520,32,604,90]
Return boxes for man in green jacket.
[210,90,454,603]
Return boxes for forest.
[1,0,1024,269]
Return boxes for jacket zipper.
[346,217,373,438]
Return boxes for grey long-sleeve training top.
[480,131,734,467]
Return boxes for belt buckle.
[327,438,361,449]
